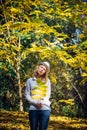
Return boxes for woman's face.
[37,65,47,76]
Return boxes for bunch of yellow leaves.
[31,78,47,100]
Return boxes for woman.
[25,61,51,130]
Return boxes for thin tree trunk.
[16,37,23,111]
[73,85,85,107]
[17,70,23,111]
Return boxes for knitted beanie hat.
[39,61,50,72]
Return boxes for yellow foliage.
[31,89,40,94]
[50,75,57,84]
[0,110,87,130]
[79,34,85,39]
[10,7,20,13]
[31,78,47,100]
[59,99,75,105]
[81,72,87,77]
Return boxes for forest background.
[0,0,87,120]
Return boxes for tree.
[0,0,87,115]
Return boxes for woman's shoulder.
[26,77,32,82]
[27,77,36,82]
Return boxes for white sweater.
[25,77,51,111]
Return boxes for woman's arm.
[25,79,38,105]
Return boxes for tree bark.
[16,37,23,111]
[17,70,23,111]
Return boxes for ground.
[0,110,87,130]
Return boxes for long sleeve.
[44,79,51,100]
[25,78,38,105]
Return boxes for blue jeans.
[29,110,50,130]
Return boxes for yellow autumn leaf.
[11,7,20,13]
[31,89,40,94]
[40,93,46,97]
[79,34,85,39]
[32,95,41,100]
[39,88,47,92]
[81,72,87,77]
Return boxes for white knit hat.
[39,61,50,72]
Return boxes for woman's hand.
[36,102,42,108]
